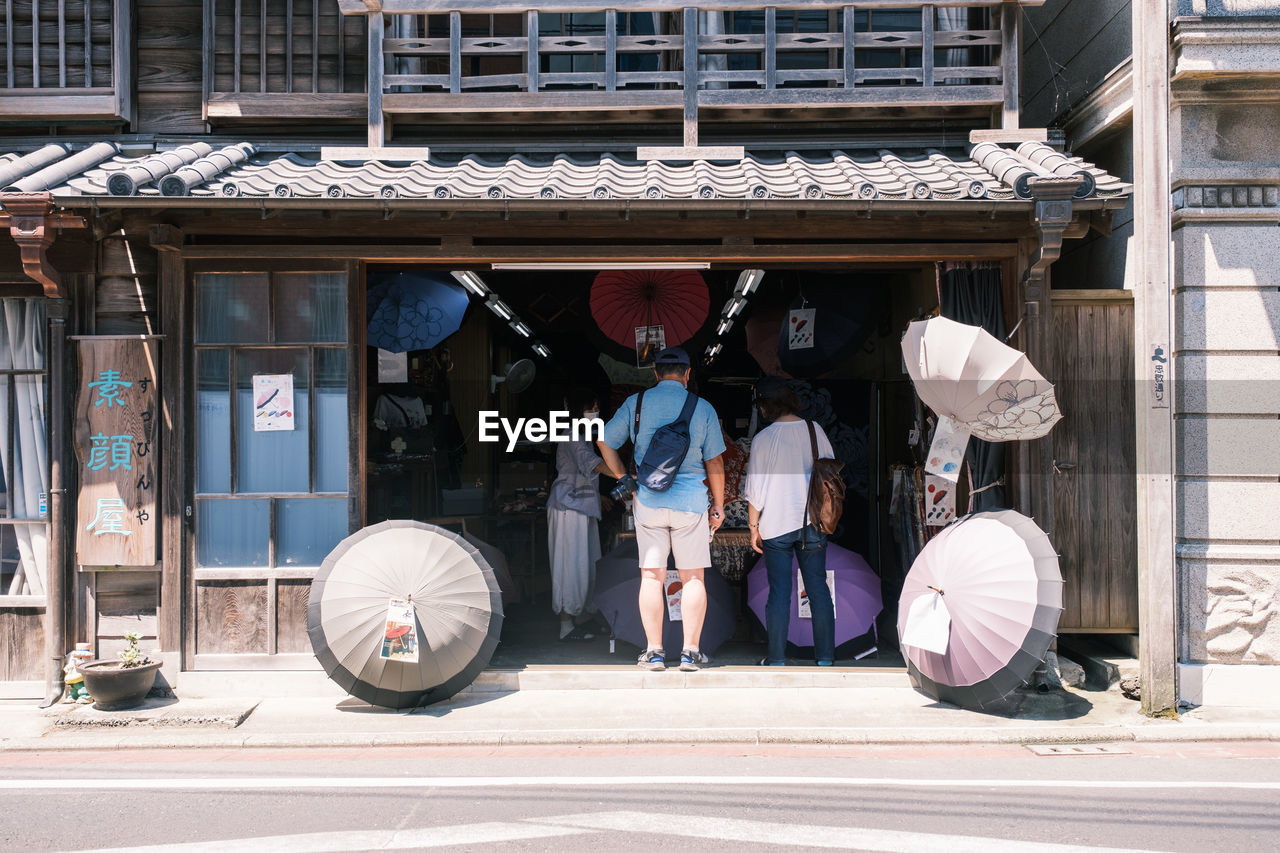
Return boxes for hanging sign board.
[74,337,159,567]
[252,373,295,432]
[787,308,816,350]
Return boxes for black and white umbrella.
[308,520,503,709]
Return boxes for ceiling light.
[490,262,711,271]
[533,343,551,358]
[486,299,512,321]
[510,321,532,338]
[735,269,765,296]
[451,270,490,297]
[725,296,746,319]
[716,318,732,336]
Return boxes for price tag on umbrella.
[924,415,970,483]
[665,569,683,622]
[787,308,816,350]
[380,598,419,662]
[902,590,951,655]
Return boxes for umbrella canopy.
[590,269,710,350]
[897,509,1062,710]
[308,520,503,709]
[901,316,1061,442]
[593,539,736,655]
[776,290,881,378]
[745,543,882,651]
[366,271,471,353]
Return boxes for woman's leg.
[761,531,798,664]
[796,526,835,664]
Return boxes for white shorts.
[634,499,711,571]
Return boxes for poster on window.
[252,374,295,432]
[665,568,683,621]
[635,325,666,368]
[797,569,836,620]
[74,336,160,567]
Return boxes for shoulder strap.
[676,391,698,425]
[803,420,817,541]
[807,419,819,462]
[631,390,645,445]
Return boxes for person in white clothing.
[744,378,837,666]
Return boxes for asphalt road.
[3,742,1280,852]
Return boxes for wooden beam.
[368,12,385,147]
[1000,0,1019,129]
[374,1,1045,13]
[151,224,185,656]
[1132,0,1177,715]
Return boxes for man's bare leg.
[639,565,666,650]
[677,568,706,651]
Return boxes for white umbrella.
[901,316,1061,442]
[898,509,1063,709]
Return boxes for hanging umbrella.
[366,271,471,353]
[745,543,882,652]
[590,270,710,351]
[744,306,792,378]
[897,509,1062,710]
[308,520,503,709]
[901,315,1061,442]
[593,539,736,655]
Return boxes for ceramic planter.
[77,659,162,711]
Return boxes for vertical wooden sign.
[74,337,160,566]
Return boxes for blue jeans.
[762,524,835,664]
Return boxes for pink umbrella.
[897,509,1062,710]
[746,543,882,650]
[744,307,792,377]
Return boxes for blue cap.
[654,346,691,365]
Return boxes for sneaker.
[679,649,700,672]
[637,649,666,671]
[759,657,786,667]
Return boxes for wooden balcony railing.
[0,0,132,122]
[203,0,369,120]
[353,1,1036,146]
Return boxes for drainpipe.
[39,298,69,709]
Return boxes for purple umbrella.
[897,509,1063,710]
[593,539,737,656]
[746,544,882,650]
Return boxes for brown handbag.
[805,420,846,536]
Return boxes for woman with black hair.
[547,388,611,640]
[745,377,837,666]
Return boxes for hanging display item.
[590,269,709,352]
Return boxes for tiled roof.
[0,141,1130,203]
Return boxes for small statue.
[64,643,94,703]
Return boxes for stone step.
[175,665,908,699]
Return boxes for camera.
[609,474,638,501]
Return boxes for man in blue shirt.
[598,347,726,672]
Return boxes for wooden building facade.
[0,0,1141,700]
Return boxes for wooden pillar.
[367,11,385,148]
[41,297,70,705]
[1000,1,1020,130]
[1132,0,1177,715]
[151,225,184,658]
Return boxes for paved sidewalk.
[4,668,1280,752]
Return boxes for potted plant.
[77,632,164,711]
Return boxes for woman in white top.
[745,378,837,666]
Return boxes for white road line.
[4,775,1280,791]
[69,822,588,853]
[533,810,1173,853]
[67,810,1172,853]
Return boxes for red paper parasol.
[385,625,411,639]
[590,270,710,349]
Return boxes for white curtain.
[0,299,47,597]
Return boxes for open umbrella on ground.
[745,543,882,654]
[367,271,471,353]
[593,539,736,655]
[590,269,710,353]
[308,520,503,709]
[897,509,1062,710]
[901,315,1061,443]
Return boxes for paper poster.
[635,325,666,367]
[377,349,409,383]
[665,569,683,621]
[924,415,969,482]
[380,598,419,662]
[797,569,837,619]
[923,473,957,527]
[787,308,816,350]
[902,591,951,655]
[252,374,295,432]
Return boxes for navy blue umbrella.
[593,539,737,656]
[367,272,471,353]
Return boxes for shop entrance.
[359,262,993,669]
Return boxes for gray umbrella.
[308,520,503,709]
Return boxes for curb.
[4,722,1280,752]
